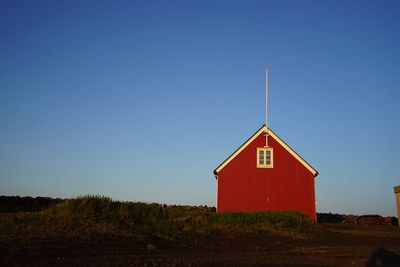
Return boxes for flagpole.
[265,64,269,147]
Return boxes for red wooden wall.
[216,131,316,221]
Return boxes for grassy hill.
[2,196,400,266]
[0,196,313,243]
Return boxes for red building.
[213,125,319,221]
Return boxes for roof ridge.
[213,125,318,177]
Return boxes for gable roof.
[213,125,319,177]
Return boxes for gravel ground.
[1,224,400,266]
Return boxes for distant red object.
[354,215,386,225]
[213,125,319,221]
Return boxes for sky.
[1,0,399,216]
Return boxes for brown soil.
[1,224,400,266]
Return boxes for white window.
[257,147,273,168]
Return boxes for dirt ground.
[1,224,400,267]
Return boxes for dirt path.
[1,224,400,266]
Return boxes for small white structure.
[394,185,400,226]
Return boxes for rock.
[146,244,156,251]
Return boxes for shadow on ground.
[366,247,400,267]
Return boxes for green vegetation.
[0,196,313,243]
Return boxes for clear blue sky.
[1,0,399,216]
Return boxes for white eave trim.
[214,126,318,177]
[214,126,265,175]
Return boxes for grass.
[0,196,313,243]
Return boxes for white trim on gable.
[268,128,318,176]
[214,126,318,177]
[214,126,265,175]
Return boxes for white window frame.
[257,147,273,168]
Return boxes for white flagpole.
[265,64,269,147]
